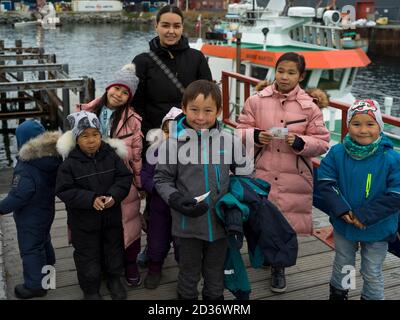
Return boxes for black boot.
[14,284,47,299]
[329,284,348,300]
[202,294,224,300]
[107,276,127,300]
[271,267,287,293]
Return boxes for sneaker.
[83,292,103,300]
[270,267,287,293]
[107,277,127,300]
[126,276,142,288]
[329,284,348,300]
[14,284,47,299]
[144,272,161,289]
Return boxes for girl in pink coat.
[237,52,330,294]
[77,64,144,287]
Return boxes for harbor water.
[1,24,400,168]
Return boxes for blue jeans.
[330,230,388,300]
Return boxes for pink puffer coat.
[77,99,143,248]
[237,84,330,235]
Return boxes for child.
[76,64,144,287]
[237,52,330,293]
[55,111,133,300]
[318,99,400,300]
[154,80,248,300]
[141,107,183,289]
[0,120,62,299]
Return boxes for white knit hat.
[161,107,183,128]
[106,64,139,100]
[347,99,384,132]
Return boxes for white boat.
[190,0,399,148]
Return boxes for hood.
[258,83,316,109]
[381,134,394,150]
[149,36,190,56]
[56,130,127,160]
[16,120,45,149]
[18,131,62,172]
[76,97,102,113]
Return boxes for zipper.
[285,118,307,127]
[365,173,372,199]
[214,165,221,194]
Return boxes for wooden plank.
[0,54,53,62]
[0,64,64,73]
[0,79,87,92]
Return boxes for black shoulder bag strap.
[148,51,185,94]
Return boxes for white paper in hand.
[194,191,211,203]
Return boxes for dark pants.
[176,237,228,300]
[71,223,124,294]
[124,238,141,279]
[14,211,55,290]
[147,193,178,263]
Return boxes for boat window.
[250,66,268,79]
[318,69,345,90]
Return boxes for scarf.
[343,133,382,160]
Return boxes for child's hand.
[103,196,115,209]
[93,196,106,211]
[286,133,296,146]
[352,215,366,230]
[258,131,273,145]
[341,211,354,224]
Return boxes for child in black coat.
[55,111,132,300]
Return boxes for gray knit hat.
[106,63,139,100]
[67,111,101,140]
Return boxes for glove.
[168,192,209,218]
[228,231,244,250]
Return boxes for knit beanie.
[16,119,45,149]
[67,111,101,140]
[161,107,183,129]
[105,63,139,101]
[347,99,384,132]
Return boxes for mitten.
[228,231,244,250]
[168,192,209,217]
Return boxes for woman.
[132,4,212,290]
[132,4,212,138]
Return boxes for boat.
[13,1,60,29]
[191,0,370,106]
[190,0,399,148]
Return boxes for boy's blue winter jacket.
[317,135,400,242]
[0,124,62,222]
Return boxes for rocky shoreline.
[0,11,221,28]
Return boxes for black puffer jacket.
[132,36,212,136]
[56,141,133,232]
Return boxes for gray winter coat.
[154,118,250,242]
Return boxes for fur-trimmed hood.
[56,130,128,160]
[19,131,61,161]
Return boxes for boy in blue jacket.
[317,99,400,300]
[0,120,62,299]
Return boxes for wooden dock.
[1,194,399,300]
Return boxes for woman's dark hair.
[156,5,184,24]
[275,52,306,74]
[91,92,130,138]
[182,80,222,111]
